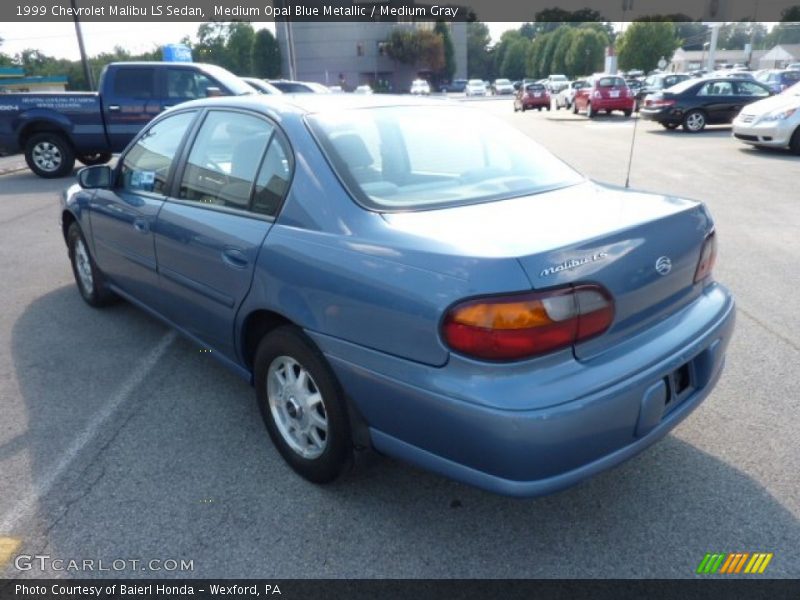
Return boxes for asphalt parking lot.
[0,96,798,579]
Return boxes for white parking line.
[0,331,177,535]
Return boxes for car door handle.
[221,248,248,269]
[133,218,149,234]
[108,105,121,112]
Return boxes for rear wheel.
[24,132,75,178]
[789,127,800,155]
[586,103,594,119]
[77,152,112,166]
[624,110,632,117]
[662,122,679,130]
[254,326,353,484]
[572,102,578,114]
[67,223,117,307]
[683,110,706,133]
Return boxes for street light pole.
[70,0,94,90]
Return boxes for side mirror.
[205,86,223,98]
[77,165,112,189]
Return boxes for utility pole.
[707,23,721,72]
[70,0,94,90]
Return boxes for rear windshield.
[526,84,546,91]
[597,77,626,87]
[307,106,583,211]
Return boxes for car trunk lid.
[382,181,712,361]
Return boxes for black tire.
[586,103,594,119]
[789,127,800,155]
[546,105,551,111]
[24,132,75,178]
[537,107,542,112]
[662,122,679,130]
[682,109,707,133]
[77,152,112,166]
[624,110,632,117]
[67,222,117,307]
[254,326,353,484]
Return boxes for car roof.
[178,93,454,116]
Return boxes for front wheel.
[254,326,353,484]
[25,132,75,178]
[77,152,112,166]
[683,110,706,133]
[789,127,800,155]
[67,223,117,307]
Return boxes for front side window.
[167,69,216,100]
[308,106,583,211]
[119,111,196,194]
[179,111,273,210]
[736,81,770,97]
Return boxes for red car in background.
[514,83,551,112]
[573,74,635,118]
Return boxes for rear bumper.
[522,96,550,108]
[592,97,635,111]
[732,118,796,148]
[310,283,735,497]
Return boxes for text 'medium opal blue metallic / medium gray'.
[60,94,734,497]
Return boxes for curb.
[0,165,28,177]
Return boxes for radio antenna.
[624,111,640,189]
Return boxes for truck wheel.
[25,132,75,178]
[77,152,112,166]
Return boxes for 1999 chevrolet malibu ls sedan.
[61,95,735,497]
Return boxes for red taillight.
[646,98,676,108]
[441,284,614,361]
[694,232,717,283]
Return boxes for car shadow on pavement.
[736,146,798,162]
[647,127,733,138]
[7,286,800,579]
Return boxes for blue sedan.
[60,95,735,497]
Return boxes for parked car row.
[511,69,800,155]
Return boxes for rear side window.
[782,71,800,84]
[179,111,273,211]
[251,135,293,217]
[113,68,155,99]
[119,111,196,194]
[698,81,734,96]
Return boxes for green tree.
[616,21,679,72]
[225,22,255,75]
[718,21,767,50]
[501,38,530,80]
[434,21,456,83]
[252,28,281,78]
[764,15,800,47]
[551,27,577,75]
[565,29,607,77]
[467,21,492,79]
[492,30,523,79]
[385,28,443,73]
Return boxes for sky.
[0,22,519,60]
